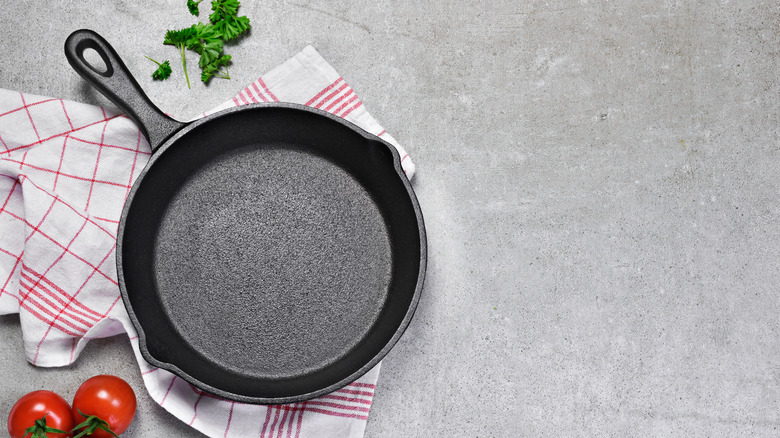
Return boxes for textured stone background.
[2,0,780,436]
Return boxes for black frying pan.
[64,29,426,404]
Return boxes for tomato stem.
[71,409,120,438]
[23,414,69,438]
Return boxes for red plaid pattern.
[0,45,413,437]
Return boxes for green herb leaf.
[212,14,250,41]
[201,54,231,83]
[184,23,224,68]
[153,60,172,80]
[209,0,250,41]
[209,0,240,23]
[187,0,204,15]
[146,57,172,80]
[164,28,188,46]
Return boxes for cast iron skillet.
[64,29,426,404]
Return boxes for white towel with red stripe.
[0,45,414,438]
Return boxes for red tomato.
[72,375,137,438]
[7,390,75,438]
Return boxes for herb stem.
[145,56,162,66]
[214,66,229,80]
[180,45,191,89]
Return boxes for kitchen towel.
[0,45,415,437]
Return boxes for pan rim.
[116,102,427,404]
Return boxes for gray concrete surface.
[2,0,780,436]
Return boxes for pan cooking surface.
[152,144,392,379]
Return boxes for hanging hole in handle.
[77,40,113,77]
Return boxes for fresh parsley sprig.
[163,27,195,88]
[209,0,240,21]
[151,0,250,87]
[145,57,172,80]
[210,0,251,41]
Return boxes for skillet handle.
[65,29,185,151]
